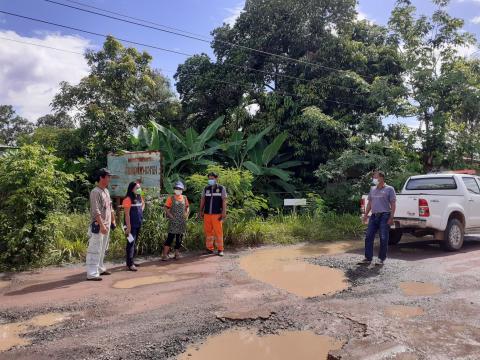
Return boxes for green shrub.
[136,199,169,255]
[186,165,268,220]
[0,145,73,270]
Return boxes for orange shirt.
[122,197,132,209]
[165,194,189,208]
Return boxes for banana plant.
[243,133,303,192]
[137,116,227,192]
[224,127,304,202]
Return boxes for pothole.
[239,243,354,298]
[399,282,442,296]
[0,313,69,352]
[384,305,425,319]
[177,329,344,360]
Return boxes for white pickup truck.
[361,173,480,251]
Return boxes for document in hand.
[127,233,135,243]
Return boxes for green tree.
[36,111,75,129]
[176,0,405,174]
[388,0,476,170]
[52,36,178,166]
[174,54,245,131]
[0,105,34,146]
[315,140,421,212]
[0,145,73,268]
[439,59,480,167]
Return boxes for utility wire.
[0,12,364,107]
[43,0,363,92]
[0,36,84,54]
[62,0,212,40]
[0,36,361,108]
[42,0,373,81]
[0,10,192,56]
[0,9,364,93]
[0,32,360,107]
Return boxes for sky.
[1,0,480,122]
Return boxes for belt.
[372,212,391,216]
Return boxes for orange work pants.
[204,214,224,251]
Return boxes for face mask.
[372,178,379,186]
[174,189,182,195]
[135,187,142,195]
[208,179,216,186]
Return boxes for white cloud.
[471,16,480,24]
[356,6,376,24]
[223,3,244,27]
[0,30,91,121]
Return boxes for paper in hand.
[127,233,135,243]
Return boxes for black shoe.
[127,265,138,272]
[100,271,111,276]
[86,277,102,281]
[205,249,214,254]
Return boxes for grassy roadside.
[1,210,364,271]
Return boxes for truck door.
[462,177,480,228]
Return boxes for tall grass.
[42,208,364,266]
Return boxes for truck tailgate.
[362,194,419,218]
[395,195,419,218]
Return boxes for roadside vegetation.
[1,0,480,270]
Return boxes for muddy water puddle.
[0,313,69,351]
[385,305,425,319]
[239,243,354,297]
[178,329,344,360]
[399,282,442,296]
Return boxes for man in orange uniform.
[199,172,227,256]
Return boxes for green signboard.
[107,151,161,197]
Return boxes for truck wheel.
[389,229,403,245]
[443,218,464,251]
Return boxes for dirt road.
[1,236,480,359]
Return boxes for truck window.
[462,177,480,194]
[405,177,457,190]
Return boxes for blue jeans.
[365,213,390,261]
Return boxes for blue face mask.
[208,179,216,186]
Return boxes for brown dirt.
[1,236,480,359]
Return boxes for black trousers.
[165,233,183,250]
[126,226,140,267]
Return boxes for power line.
[43,0,363,91]
[0,36,84,54]
[0,9,363,93]
[61,0,211,40]
[0,37,361,108]
[0,11,364,107]
[0,10,192,56]
[42,0,372,81]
